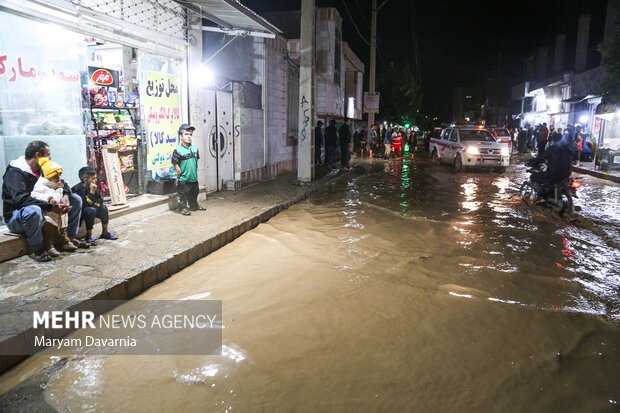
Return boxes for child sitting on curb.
[30,157,78,257]
[72,167,117,246]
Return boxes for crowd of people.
[314,120,420,169]
[515,122,588,164]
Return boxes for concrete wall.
[233,82,264,173]
[222,35,298,188]
[203,33,263,84]
[316,8,344,118]
[187,15,207,189]
[575,14,591,73]
[265,37,295,165]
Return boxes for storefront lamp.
[548,98,560,113]
[194,64,215,87]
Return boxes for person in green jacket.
[171,124,205,216]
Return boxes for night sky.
[240,0,607,121]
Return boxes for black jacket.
[325,125,338,147]
[338,124,351,147]
[72,182,104,209]
[529,143,572,182]
[315,127,324,148]
[2,163,51,220]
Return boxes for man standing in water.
[314,120,324,166]
[339,118,352,169]
[171,124,205,216]
[324,119,338,169]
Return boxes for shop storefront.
[0,8,187,222]
[594,103,620,150]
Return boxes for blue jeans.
[67,194,82,238]
[6,194,82,249]
[6,205,45,250]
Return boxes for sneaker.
[85,236,98,246]
[47,248,61,258]
[29,249,51,262]
[189,206,206,211]
[178,209,191,216]
[99,231,118,240]
[58,242,78,252]
[70,238,90,249]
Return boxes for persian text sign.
[102,146,127,205]
[143,71,182,170]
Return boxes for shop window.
[0,12,87,223]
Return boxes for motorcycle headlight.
[500,147,510,156]
[466,146,480,155]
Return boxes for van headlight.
[466,146,479,155]
[500,147,510,156]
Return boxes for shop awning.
[182,0,282,37]
[562,95,596,104]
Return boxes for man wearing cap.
[171,124,204,216]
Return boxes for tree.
[376,64,422,125]
[599,17,620,104]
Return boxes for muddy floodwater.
[2,159,620,412]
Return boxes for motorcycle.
[519,165,582,215]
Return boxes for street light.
[193,63,215,87]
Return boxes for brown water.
[3,159,620,412]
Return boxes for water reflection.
[4,159,620,412]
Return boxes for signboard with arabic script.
[101,146,127,205]
[143,71,182,170]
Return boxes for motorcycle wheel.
[520,181,536,204]
[558,192,574,216]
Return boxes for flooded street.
[2,158,620,412]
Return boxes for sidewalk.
[572,161,620,184]
[0,171,333,374]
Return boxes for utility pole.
[367,0,377,131]
[297,0,315,183]
[368,0,391,131]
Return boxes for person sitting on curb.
[72,167,117,246]
[30,157,78,257]
[171,123,205,216]
[2,141,88,262]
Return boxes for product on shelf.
[119,154,135,172]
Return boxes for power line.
[352,0,370,29]
[340,0,370,46]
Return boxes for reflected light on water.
[174,363,222,384]
[461,179,481,212]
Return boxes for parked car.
[430,126,510,172]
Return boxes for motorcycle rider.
[527,133,572,202]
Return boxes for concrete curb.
[572,165,620,184]
[0,186,319,375]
